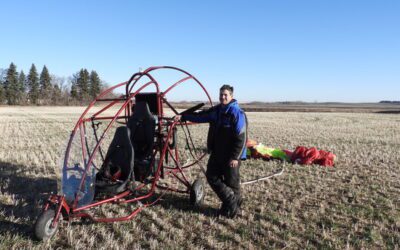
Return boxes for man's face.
[219,89,233,106]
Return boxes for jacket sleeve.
[182,107,217,123]
[230,109,247,160]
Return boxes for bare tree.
[51,74,66,105]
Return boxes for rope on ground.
[241,168,284,185]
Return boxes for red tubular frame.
[48,66,213,223]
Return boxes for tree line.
[379,100,400,104]
[0,62,105,105]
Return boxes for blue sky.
[0,0,399,102]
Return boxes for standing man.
[175,84,247,218]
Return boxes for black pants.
[206,155,241,204]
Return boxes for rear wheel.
[190,178,205,206]
[34,209,62,240]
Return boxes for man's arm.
[177,107,217,123]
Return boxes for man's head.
[219,84,234,106]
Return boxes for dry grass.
[0,106,399,249]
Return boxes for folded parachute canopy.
[290,146,336,166]
[246,140,336,167]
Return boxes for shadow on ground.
[156,192,220,217]
[0,161,57,238]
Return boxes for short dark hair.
[220,84,234,94]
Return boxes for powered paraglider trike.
[34,66,213,240]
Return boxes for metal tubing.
[73,206,144,222]
[167,146,191,187]
[162,76,193,97]
[73,190,131,212]
[59,66,213,223]
[73,81,158,209]
[82,116,128,122]
[91,98,125,118]
[63,81,128,172]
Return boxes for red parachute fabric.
[314,150,336,166]
[290,146,335,167]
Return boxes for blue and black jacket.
[182,99,247,161]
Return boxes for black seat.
[127,101,156,181]
[95,126,135,194]
[96,101,156,195]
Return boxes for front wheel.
[34,209,62,240]
[190,178,205,206]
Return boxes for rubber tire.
[34,209,61,241]
[190,178,205,206]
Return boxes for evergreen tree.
[0,64,107,105]
[18,70,26,92]
[77,68,90,101]
[0,85,4,104]
[0,69,5,80]
[4,63,19,105]
[0,81,4,104]
[70,83,78,101]
[18,70,27,104]
[40,65,52,104]
[0,69,5,104]
[89,70,101,99]
[69,72,79,100]
[27,64,39,104]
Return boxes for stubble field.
[0,106,399,249]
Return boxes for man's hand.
[230,159,239,168]
[173,115,182,122]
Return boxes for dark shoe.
[218,202,228,217]
[219,195,239,218]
